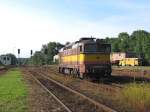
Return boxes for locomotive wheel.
[62,68,65,74]
[69,69,72,75]
[106,72,111,77]
[58,67,61,73]
[70,69,73,75]
[79,73,84,79]
[72,69,77,78]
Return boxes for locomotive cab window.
[84,44,97,52]
[84,44,111,53]
[79,46,82,52]
[97,44,111,53]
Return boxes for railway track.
[47,65,150,82]
[28,68,118,112]
[110,83,124,88]
[40,67,123,92]
[0,66,9,75]
[29,72,72,112]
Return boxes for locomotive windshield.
[84,44,97,52]
[84,44,111,53]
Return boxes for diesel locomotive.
[58,38,112,79]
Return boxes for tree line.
[105,30,150,64]
[29,42,64,65]
[30,30,150,65]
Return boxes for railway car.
[110,52,138,65]
[119,58,142,66]
[58,38,112,79]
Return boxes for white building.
[0,55,12,65]
[53,55,59,63]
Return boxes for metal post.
[18,49,20,66]
[30,50,33,70]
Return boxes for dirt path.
[22,68,67,112]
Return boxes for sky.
[0,0,150,57]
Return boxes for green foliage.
[31,42,64,65]
[106,30,150,64]
[0,68,28,112]
[31,51,45,65]
[118,32,130,52]
[18,58,29,65]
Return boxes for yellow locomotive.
[58,38,112,79]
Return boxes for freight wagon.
[119,58,142,66]
[58,38,112,79]
[110,52,137,65]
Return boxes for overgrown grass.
[119,83,150,112]
[0,68,28,112]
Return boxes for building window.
[3,57,6,60]
[7,57,10,61]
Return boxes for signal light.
[31,50,33,55]
[18,49,20,54]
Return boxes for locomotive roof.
[59,38,108,52]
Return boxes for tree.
[42,42,64,64]
[31,42,64,65]
[131,30,150,59]
[112,41,120,52]
[118,32,130,52]
[32,51,45,65]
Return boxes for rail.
[29,69,118,112]
[30,72,72,112]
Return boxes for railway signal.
[18,49,20,54]
[30,50,33,56]
[17,49,20,66]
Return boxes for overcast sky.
[0,0,150,57]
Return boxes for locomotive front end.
[79,41,112,77]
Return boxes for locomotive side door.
[77,45,80,65]
[75,44,81,71]
[78,44,83,65]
